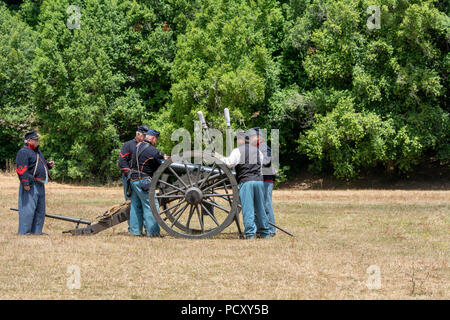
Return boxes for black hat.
[247,127,260,136]
[137,125,149,134]
[236,130,249,140]
[146,128,160,138]
[25,130,39,140]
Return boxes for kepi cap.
[146,128,160,138]
[25,130,39,140]
[249,127,261,136]
[247,128,259,137]
[236,130,249,141]
[137,125,149,134]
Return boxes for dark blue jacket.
[118,138,138,176]
[16,144,51,187]
[130,141,165,180]
[259,143,276,182]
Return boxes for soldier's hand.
[164,154,170,160]
[24,185,30,191]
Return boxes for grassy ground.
[0,173,448,299]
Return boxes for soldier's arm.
[39,150,54,169]
[118,143,132,176]
[16,150,33,188]
[219,148,241,168]
[154,148,166,165]
[259,150,264,167]
[46,159,54,169]
[260,144,272,167]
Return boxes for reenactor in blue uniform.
[118,125,149,200]
[218,130,270,239]
[250,128,277,237]
[128,129,169,237]
[15,130,54,235]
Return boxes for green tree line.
[0,0,448,182]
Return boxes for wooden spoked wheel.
[149,151,239,239]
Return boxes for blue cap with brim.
[249,127,261,136]
[247,128,259,137]
[137,125,149,134]
[146,129,160,138]
[236,130,249,140]
[25,130,39,140]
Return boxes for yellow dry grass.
[0,173,448,299]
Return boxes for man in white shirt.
[217,130,270,239]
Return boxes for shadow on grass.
[112,231,244,240]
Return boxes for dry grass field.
[0,173,448,299]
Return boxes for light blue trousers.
[239,180,270,238]
[129,179,160,237]
[18,183,46,235]
[263,181,276,234]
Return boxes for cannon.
[60,150,242,238]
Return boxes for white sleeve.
[221,148,241,168]
[259,150,264,174]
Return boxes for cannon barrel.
[167,160,235,175]
[168,161,216,173]
[10,208,91,226]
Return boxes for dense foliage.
[0,0,448,181]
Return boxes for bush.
[299,96,393,179]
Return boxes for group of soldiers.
[15,126,277,239]
[118,125,277,239]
